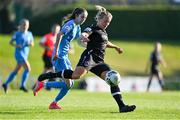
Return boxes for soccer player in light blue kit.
[2,19,34,93]
[34,8,88,109]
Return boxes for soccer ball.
[105,70,121,86]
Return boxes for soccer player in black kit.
[145,42,167,91]
[34,5,136,113]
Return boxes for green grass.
[0,90,180,119]
[0,34,180,88]
[1,34,180,76]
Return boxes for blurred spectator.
[39,24,60,90]
[39,24,60,74]
[145,42,167,91]
[2,19,34,93]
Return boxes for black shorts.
[42,55,53,69]
[151,67,160,74]
[77,50,111,77]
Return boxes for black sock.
[38,70,73,81]
[38,72,58,81]
[110,86,125,108]
[63,69,73,78]
[147,79,152,91]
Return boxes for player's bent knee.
[68,80,74,89]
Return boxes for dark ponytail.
[62,8,87,25]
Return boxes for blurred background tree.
[1,0,180,34]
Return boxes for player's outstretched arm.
[106,41,123,54]
[53,32,63,61]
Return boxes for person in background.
[39,24,60,75]
[145,42,167,91]
[2,18,34,93]
[39,24,60,89]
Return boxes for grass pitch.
[1,35,180,77]
[0,90,180,120]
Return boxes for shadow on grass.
[0,111,28,115]
[0,109,122,115]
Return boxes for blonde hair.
[18,18,29,31]
[19,18,29,25]
[95,5,112,22]
[155,42,162,52]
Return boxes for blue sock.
[4,71,17,86]
[54,87,69,102]
[20,69,29,88]
[45,81,69,102]
[45,81,67,89]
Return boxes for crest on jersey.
[84,27,92,33]
[64,26,71,33]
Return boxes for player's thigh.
[53,58,72,72]
[72,66,88,79]
[13,63,23,73]
[156,71,163,80]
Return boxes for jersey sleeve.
[61,21,73,35]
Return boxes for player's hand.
[115,47,123,54]
[80,34,90,42]
[53,54,58,61]
[16,45,22,48]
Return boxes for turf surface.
[0,90,179,120]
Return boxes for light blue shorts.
[15,55,27,64]
[52,57,72,72]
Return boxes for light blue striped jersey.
[56,19,81,58]
[12,31,34,61]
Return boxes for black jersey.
[84,25,109,61]
[150,51,162,73]
[77,25,111,75]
